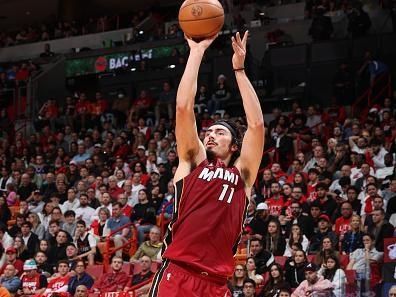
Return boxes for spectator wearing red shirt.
[128,89,154,121]
[0,247,23,276]
[113,136,130,160]
[306,168,320,202]
[266,182,285,217]
[118,193,133,217]
[92,256,129,294]
[333,201,353,239]
[75,93,90,130]
[107,176,123,201]
[270,163,287,183]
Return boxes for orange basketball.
[178,0,224,39]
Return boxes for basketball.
[178,0,224,39]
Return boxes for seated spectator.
[0,247,23,276]
[65,243,79,271]
[0,264,20,294]
[75,194,96,227]
[227,264,247,297]
[131,189,157,245]
[73,220,96,265]
[250,239,274,274]
[34,251,53,277]
[285,249,308,289]
[155,82,175,124]
[63,210,77,238]
[20,222,40,258]
[107,202,130,258]
[318,255,346,297]
[130,226,162,262]
[74,285,89,297]
[292,263,334,297]
[259,263,291,297]
[207,74,231,115]
[67,260,94,296]
[27,212,45,240]
[19,259,48,296]
[14,236,30,261]
[309,214,338,253]
[242,278,256,297]
[314,236,340,267]
[341,214,364,254]
[246,257,264,285]
[47,230,69,268]
[43,260,70,295]
[264,219,286,256]
[91,256,129,294]
[367,208,394,252]
[249,203,276,241]
[124,255,154,293]
[284,224,309,257]
[347,233,383,294]
[40,43,55,58]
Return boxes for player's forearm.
[235,71,264,128]
[176,50,204,110]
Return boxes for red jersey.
[163,159,248,277]
[266,196,284,216]
[334,216,351,237]
[47,275,70,291]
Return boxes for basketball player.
[149,31,264,296]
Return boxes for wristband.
[233,68,245,72]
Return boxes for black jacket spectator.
[309,9,333,41]
[347,7,371,38]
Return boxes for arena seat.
[86,264,104,280]
[274,256,287,268]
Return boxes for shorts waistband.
[169,260,228,286]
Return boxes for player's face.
[204,125,235,159]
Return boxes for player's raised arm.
[232,31,265,187]
[175,36,217,167]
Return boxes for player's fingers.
[242,31,248,48]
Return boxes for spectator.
[208,74,231,115]
[309,214,338,253]
[341,214,364,254]
[155,82,175,124]
[74,285,89,297]
[67,260,94,295]
[259,263,290,297]
[124,255,154,293]
[246,257,264,285]
[264,219,286,256]
[34,251,52,277]
[318,255,346,297]
[347,3,371,38]
[47,230,69,268]
[367,208,394,251]
[91,256,129,293]
[0,264,20,294]
[347,233,383,294]
[308,7,333,41]
[284,224,309,257]
[314,236,340,267]
[63,210,77,237]
[20,222,40,258]
[242,278,256,297]
[248,203,276,240]
[107,202,130,258]
[74,193,95,226]
[130,226,162,262]
[130,189,156,245]
[0,247,23,276]
[250,238,274,274]
[291,263,334,297]
[227,264,247,297]
[43,260,70,295]
[19,259,47,296]
[284,249,308,289]
[74,220,97,265]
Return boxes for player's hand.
[185,34,218,53]
[231,31,248,70]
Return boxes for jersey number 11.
[218,184,235,204]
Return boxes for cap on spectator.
[151,170,160,175]
[23,259,38,270]
[137,145,146,150]
[217,74,226,80]
[318,214,330,222]
[256,203,269,211]
[6,247,16,254]
[304,262,318,272]
[94,143,102,148]
[70,160,77,166]
[369,104,380,113]
[33,190,41,194]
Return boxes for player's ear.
[231,143,238,152]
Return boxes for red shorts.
[148,260,231,297]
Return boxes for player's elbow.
[176,104,194,115]
[249,119,265,131]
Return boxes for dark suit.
[368,222,395,252]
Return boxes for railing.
[352,72,392,117]
[103,222,138,272]
[158,199,173,239]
